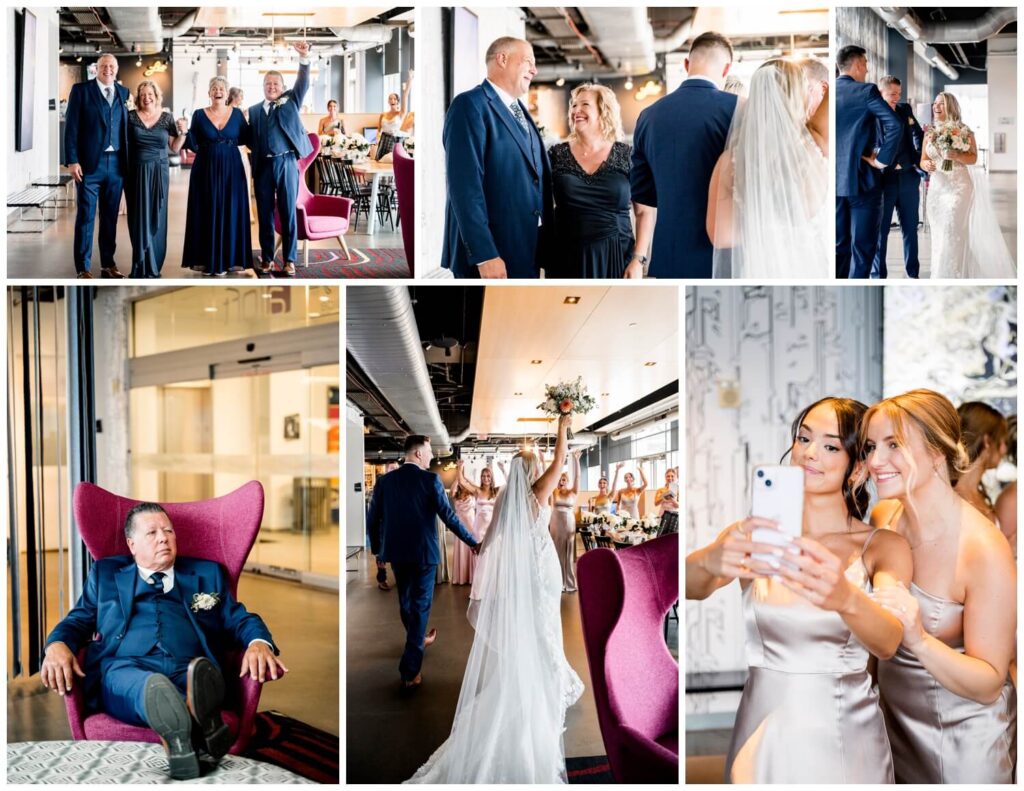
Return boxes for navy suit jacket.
[45,556,275,710]
[879,102,925,177]
[248,62,314,163]
[630,79,737,278]
[835,75,902,197]
[367,463,478,565]
[441,81,554,278]
[63,80,130,174]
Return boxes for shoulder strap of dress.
[859,527,882,556]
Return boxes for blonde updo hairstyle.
[860,389,970,495]
[567,83,624,143]
[512,450,543,484]
[757,58,809,125]
[935,92,962,123]
[134,80,163,110]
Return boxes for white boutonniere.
[275,96,289,108]
[908,118,915,126]
[191,592,221,612]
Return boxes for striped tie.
[148,572,166,594]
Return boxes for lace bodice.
[548,141,631,183]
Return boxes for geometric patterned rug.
[566,755,615,784]
[7,739,314,784]
[252,248,410,279]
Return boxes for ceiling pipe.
[105,7,199,55]
[652,18,694,54]
[347,287,453,455]
[534,5,656,81]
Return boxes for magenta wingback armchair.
[392,142,415,276]
[63,481,267,754]
[577,533,679,783]
[275,132,355,265]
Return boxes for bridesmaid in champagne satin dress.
[612,462,647,519]
[591,474,613,515]
[687,398,912,783]
[449,478,476,585]
[865,391,1016,784]
[549,451,581,593]
[457,462,499,575]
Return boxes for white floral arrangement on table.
[402,136,415,157]
[538,377,598,439]
[580,512,596,526]
[637,515,660,534]
[929,120,971,172]
[321,132,371,160]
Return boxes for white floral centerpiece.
[637,515,660,535]
[402,136,415,157]
[342,133,371,160]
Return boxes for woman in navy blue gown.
[182,76,253,276]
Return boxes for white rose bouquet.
[930,121,971,172]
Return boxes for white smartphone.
[749,465,803,564]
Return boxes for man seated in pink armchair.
[40,503,287,779]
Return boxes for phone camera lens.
[757,470,765,478]
[765,479,772,487]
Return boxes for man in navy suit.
[367,435,479,690]
[249,41,314,277]
[64,54,129,279]
[872,75,924,278]
[629,32,738,278]
[41,503,283,779]
[835,45,902,279]
[441,37,553,279]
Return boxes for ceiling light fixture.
[555,76,565,87]
[643,361,657,367]
[530,359,542,365]
[563,296,580,304]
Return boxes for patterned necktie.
[104,86,113,106]
[509,100,529,133]
[148,571,166,594]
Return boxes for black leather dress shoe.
[187,657,230,760]
[143,674,198,780]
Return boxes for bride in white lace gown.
[922,92,1016,278]
[707,57,829,278]
[406,413,584,784]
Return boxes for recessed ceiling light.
[514,392,523,396]
[563,296,581,304]
[643,361,656,367]
[261,293,272,299]
[531,359,542,365]
[319,295,331,303]
[203,306,218,313]
[628,322,638,327]
[601,392,610,396]
[309,312,321,318]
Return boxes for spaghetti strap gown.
[450,496,476,585]
[725,533,894,783]
[548,493,577,592]
[877,583,1016,783]
[469,495,495,576]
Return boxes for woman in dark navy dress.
[548,84,654,279]
[182,76,253,276]
[125,81,187,278]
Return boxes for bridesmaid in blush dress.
[687,397,912,783]
[182,76,252,276]
[549,450,581,593]
[449,467,477,585]
[865,390,1016,783]
[457,463,499,573]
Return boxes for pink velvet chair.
[392,142,415,276]
[63,481,268,754]
[577,533,679,783]
[274,132,355,265]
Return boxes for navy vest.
[116,576,204,658]
[99,84,122,152]
[262,106,293,157]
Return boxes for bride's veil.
[407,454,568,783]
[965,166,1017,277]
[712,60,829,278]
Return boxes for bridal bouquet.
[538,377,597,439]
[930,121,971,172]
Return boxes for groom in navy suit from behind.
[835,45,901,279]
[442,37,553,279]
[367,435,479,690]
[249,41,314,277]
[872,75,924,278]
[630,31,738,278]
[41,503,283,779]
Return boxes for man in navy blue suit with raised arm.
[367,435,479,691]
[835,45,902,279]
[40,503,283,780]
[441,37,552,279]
[629,31,738,279]
[64,53,129,279]
[872,75,925,279]
[249,40,314,277]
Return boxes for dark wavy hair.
[781,396,869,521]
[956,401,1008,505]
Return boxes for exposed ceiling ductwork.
[328,25,394,45]
[105,7,199,54]
[532,6,657,81]
[875,6,1016,44]
[347,287,452,456]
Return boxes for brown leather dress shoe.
[100,267,125,279]
[76,271,94,279]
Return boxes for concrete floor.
[882,171,1017,279]
[6,167,402,279]
[8,562,339,742]
[345,542,679,783]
